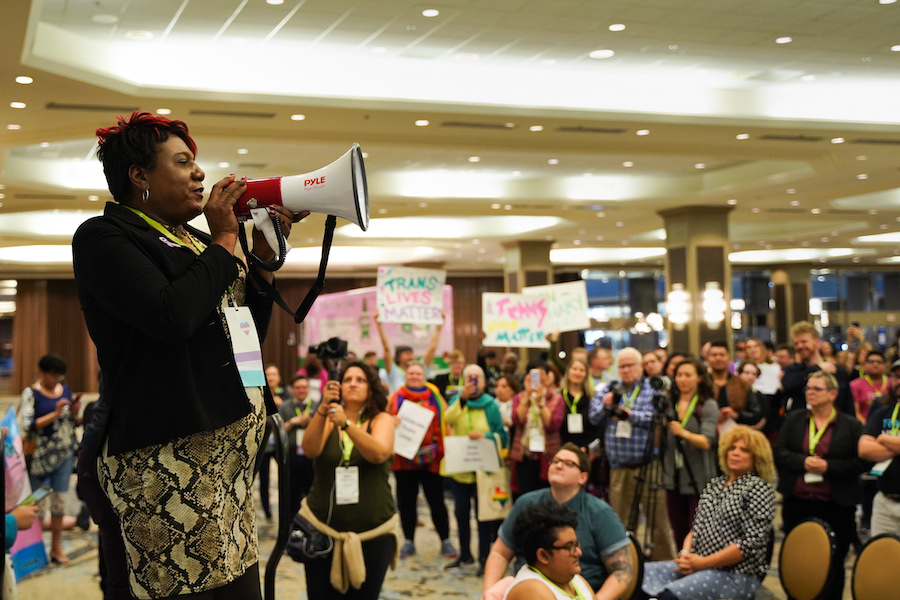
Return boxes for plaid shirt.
[589,377,657,468]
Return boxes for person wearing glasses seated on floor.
[483,443,633,600]
[503,501,593,600]
[641,426,776,600]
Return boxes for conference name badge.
[224,307,265,387]
[335,466,360,505]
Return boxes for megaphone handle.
[240,210,287,272]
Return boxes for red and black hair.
[95,111,197,204]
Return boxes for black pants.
[258,450,276,517]
[170,563,261,600]
[288,453,315,517]
[304,533,396,600]
[449,479,502,564]
[394,468,451,541]
[782,497,856,600]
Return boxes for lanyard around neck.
[341,418,364,461]
[808,408,836,455]
[891,403,900,436]
[621,384,640,409]
[679,394,699,428]
[562,388,582,414]
[864,374,888,393]
[127,206,204,255]
[527,566,587,600]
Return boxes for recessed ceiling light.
[88,195,100,202]
[786,188,797,194]
[831,137,845,144]
[15,76,33,85]
[880,0,898,5]
[468,156,480,163]
[736,133,750,140]
[775,36,793,44]
[422,9,439,17]
[92,14,119,24]
[609,24,626,32]
[694,163,706,169]
[0,194,4,200]
[267,0,285,5]
[548,158,559,165]
[857,155,868,161]
[668,44,679,51]
[751,207,761,213]
[636,129,650,136]
[156,108,171,115]
[290,114,306,121]
[504,204,512,210]
[236,148,249,155]
[218,162,230,168]
[791,200,801,207]
[9,102,25,109]
[727,199,738,206]
[415,119,430,127]
[892,45,900,52]
[39,142,50,148]
[125,30,154,40]
[857,173,869,179]
[491,203,501,209]
[6,124,20,131]
[589,49,615,59]
[623,161,634,167]
[596,212,605,218]
[615,221,624,227]
[811,208,822,214]
[529,125,543,132]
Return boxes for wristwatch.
[345,419,352,429]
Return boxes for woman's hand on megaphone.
[250,205,309,262]
[205,174,246,254]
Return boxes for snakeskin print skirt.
[98,389,266,599]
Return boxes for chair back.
[851,533,900,600]
[779,518,836,600]
[621,530,644,600]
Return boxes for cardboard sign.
[376,266,446,324]
[523,280,590,332]
[482,292,550,348]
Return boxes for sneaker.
[440,539,458,559]
[399,539,416,558]
[444,556,475,569]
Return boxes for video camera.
[308,337,348,361]
[604,381,630,420]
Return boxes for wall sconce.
[702,281,726,328]
[667,283,690,330]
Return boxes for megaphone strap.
[247,215,337,325]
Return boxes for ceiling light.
[751,207,761,213]
[831,137,845,144]
[125,30,154,40]
[340,216,564,239]
[589,49,615,59]
[596,212,605,218]
[615,221,624,227]
[730,248,861,264]
[609,24,626,32]
[694,163,706,169]
[857,155,868,161]
[548,158,559,165]
[880,0,897,5]
[468,156,480,163]
[0,246,75,264]
[290,114,306,121]
[218,162,230,168]
[15,76,33,84]
[39,142,50,148]
[491,203,501,209]
[92,14,119,24]
[786,188,797,194]
[529,125,543,132]
[636,129,650,136]
[504,204,512,210]
[9,102,25,109]
[267,0,285,5]
[422,9,439,17]
[6,124,21,131]
[156,108,171,115]
[892,45,900,52]
[791,200,800,206]
[551,247,666,264]
[415,119,430,127]
[775,36,793,44]
[88,195,100,202]
[811,208,822,214]
[857,173,869,179]
[727,199,738,206]
[736,133,750,140]
[237,148,249,155]
[0,194,4,200]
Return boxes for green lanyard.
[562,388,582,414]
[864,375,888,395]
[808,408,836,456]
[527,566,588,600]
[341,418,364,462]
[295,401,312,417]
[126,207,205,255]
[891,403,900,436]
[679,395,699,428]
[622,385,640,410]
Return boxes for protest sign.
[393,401,435,460]
[376,266,446,324]
[442,436,502,474]
[523,280,590,332]
[482,292,550,348]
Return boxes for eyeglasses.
[618,363,639,370]
[804,386,831,393]
[550,457,581,470]
[866,358,885,364]
[548,541,581,556]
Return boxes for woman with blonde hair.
[558,358,597,449]
[642,425,775,600]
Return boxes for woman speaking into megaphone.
[72,110,306,600]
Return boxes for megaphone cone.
[234,143,369,231]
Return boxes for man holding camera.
[589,347,675,561]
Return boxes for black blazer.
[774,408,870,507]
[73,202,275,455]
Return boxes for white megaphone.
[234,143,368,231]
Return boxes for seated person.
[504,501,593,600]
[483,443,633,600]
[642,425,776,600]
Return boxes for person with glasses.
[859,358,900,536]
[503,501,594,600]
[851,349,888,424]
[774,370,870,600]
[589,347,676,561]
[642,426,776,600]
[483,444,633,600]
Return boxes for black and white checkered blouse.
[690,473,775,579]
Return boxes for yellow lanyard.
[808,408,836,456]
[341,418,364,462]
[527,566,588,600]
[126,207,205,255]
[679,395,699,428]
[864,375,888,395]
[891,403,900,437]
[563,388,582,414]
[622,385,640,410]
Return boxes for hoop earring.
[142,188,150,203]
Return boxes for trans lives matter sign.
[522,280,590,333]
[377,266,446,324]
[482,292,550,348]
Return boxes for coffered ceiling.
[2,0,900,277]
